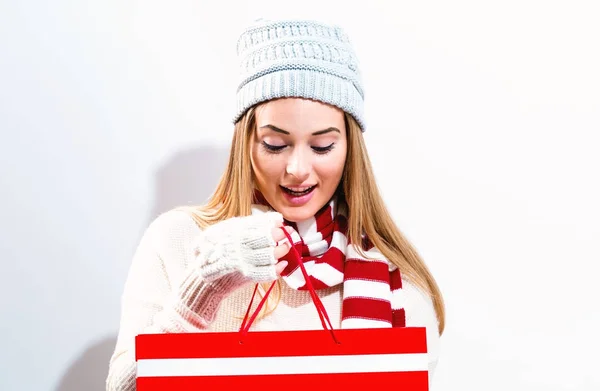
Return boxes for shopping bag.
[136,228,430,390]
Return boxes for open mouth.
[280,185,317,196]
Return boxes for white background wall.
[1,1,599,390]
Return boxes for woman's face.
[251,98,347,222]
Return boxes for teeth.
[282,185,315,195]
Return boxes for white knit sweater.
[106,210,441,390]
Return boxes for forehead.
[255,98,345,135]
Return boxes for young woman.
[107,18,445,390]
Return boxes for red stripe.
[390,269,403,290]
[305,276,330,290]
[320,226,334,248]
[392,308,406,327]
[315,204,333,233]
[344,259,390,283]
[292,276,330,290]
[316,216,335,244]
[342,297,392,323]
[300,242,310,255]
[312,247,344,271]
[137,371,428,389]
[279,242,306,275]
[136,327,427,359]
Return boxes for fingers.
[265,211,284,227]
[271,225,295,243]
[245,264,279,282]
[246,261,288,283]
[241,212,287,250]
[273,239,292,259]
[245,223,293,270]
[245,230,292,267]
[275,261,288,276]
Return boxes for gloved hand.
[193,211,293,291]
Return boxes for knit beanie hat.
[233,18,366,131]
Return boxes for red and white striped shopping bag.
[136,326,429,389]
[136,228,429,389]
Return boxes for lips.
[280,185,317,196]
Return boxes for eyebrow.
[260,124,341,136]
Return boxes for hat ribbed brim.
[233,69,365,131]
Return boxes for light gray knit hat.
[233,18,366,131]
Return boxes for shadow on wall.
[54,336,118,391]
[148,145,231,221]
[54,145,230,391]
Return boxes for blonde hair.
[178,104,446,335]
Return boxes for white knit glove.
[169,211,288,325]
[193,212,284,290]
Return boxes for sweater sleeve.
[106,210,227,391]
[402,278,442,388]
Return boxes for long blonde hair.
[178,104,446,335]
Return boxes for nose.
[285,148,311,181]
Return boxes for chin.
[279,208,315,223]
[277,198,330,223]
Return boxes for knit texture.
[194,211,284,285]
[106,210,440,390]
[233,18,366,131]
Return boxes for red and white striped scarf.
[252,197,406,329]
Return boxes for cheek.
[316,150,346,182]
[252,149,283,182]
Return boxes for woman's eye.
[262,141,335,154]
[312,143,335,154]
[262,141,286,152]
